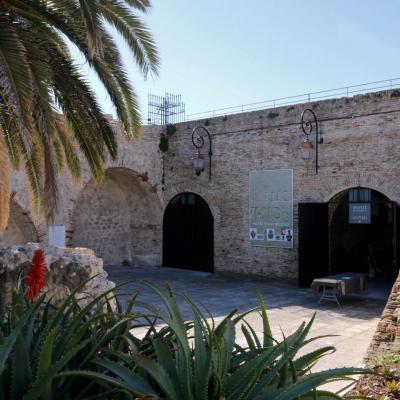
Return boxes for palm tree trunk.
[0,129,10,232]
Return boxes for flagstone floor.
[107,265,389,393]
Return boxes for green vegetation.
[347,353,400,399]
[0,279,368,399]
[159,125,176,153]
[267,111,279,119]
[0,279,135,399]
[0,1,159,229]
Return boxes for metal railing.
[185,78,400,121]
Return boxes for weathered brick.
[2,89,400,281]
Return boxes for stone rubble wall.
[1,124,164,266]
[366,273,400,360]
[70,168,163,266]
[0,244,116,307]
[3,90,400,278]
[0,202,39,246]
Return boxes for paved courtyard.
[107,265,388,391]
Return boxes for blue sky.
[74,0,400,119]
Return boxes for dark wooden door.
[393,202,400,278]
[163,193,214,272]
[298,203,329,287]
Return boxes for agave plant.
[71,283,368,400]
[0,0,159,229]
[0,278,141,400]
[0,278,368,399]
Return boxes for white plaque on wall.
[249,169,293,248]
[48,225,66,247]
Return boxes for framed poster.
[249,169,293,248]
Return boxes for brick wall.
[163,89,400,278]
[3,89,400,276]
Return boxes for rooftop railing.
[185,77,400,121]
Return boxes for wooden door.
[298,203,329,287]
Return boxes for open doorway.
[329,188,396,280]
[299,187,398,291]
[163,192,214,273]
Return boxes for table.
[311,272,367,306]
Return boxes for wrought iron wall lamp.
[191,126,212,180]
[300,108,323,174]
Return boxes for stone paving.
[107,265,389,392]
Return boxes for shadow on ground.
[107,265,388,392]
[106,265,387,322]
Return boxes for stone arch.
[165,183,221,224]
[163,192,214,272]
[328,186,397,280]
[320,173,396,203]
[0,200,39,246]
[71,167,163,266]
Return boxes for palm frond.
[54,116,81,180]
[99,1,159,77]
[0,23,34,152]
[0,0,159,221]
[0,126,9,232]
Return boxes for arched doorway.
[0,201,39,246]
[163,192,214,272]
[298,187,398,287]
[71,168,162,266]
[329,187,397,281]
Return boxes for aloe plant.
[0,279,139,400]
[81,283,368,400]
[0,280,368,399]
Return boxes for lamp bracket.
[300,108,322,174]
[192,126,212,180]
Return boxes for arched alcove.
[71,168,162,265]
[163,192,214,272]
[329,187,397,281]
[0,201,39,246]
[299,186,398,287]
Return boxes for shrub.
[0,270,368,399]
[84,283,368,399]
[0,278,135,399]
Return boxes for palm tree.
[0,0,159,230]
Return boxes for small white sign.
[48,225,66,247]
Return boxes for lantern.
[300,138,314,160]
[192,150,205,176]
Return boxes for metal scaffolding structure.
[147,93,185,125]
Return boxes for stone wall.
[4,89,400,278]
[367,272,400,359]
[71,168,162,265]
[163,89,400,278]
[0,201,39,246]
[0,244,115,307]
[5,123,164,267]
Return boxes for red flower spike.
[25,249,47,302]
